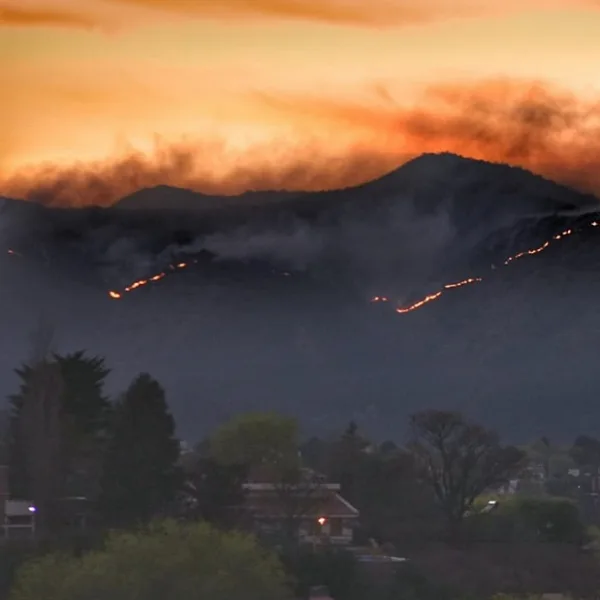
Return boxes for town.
[1,338,600,599]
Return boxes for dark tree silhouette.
[9,358,63,531]
[570,435,600,472]
[53,352,112,501]
[182,456,247,528]
[98,373,182,527]
[408,410,525,526]
[9,351,112,509]
[327,421,371,506]
[9,316,111,531]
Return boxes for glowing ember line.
[5,218,600,309]
[443,277,483,289]
[391,221,598,315]
[395,291,443,313]
[107,261,195,299]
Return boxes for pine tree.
[8,350,112,529]
[98,373,182,527]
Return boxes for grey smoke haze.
[1,154,600,444]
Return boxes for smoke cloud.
[257,79,600,194]
[2,78,600,207]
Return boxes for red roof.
[245,489,359,519]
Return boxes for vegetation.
[97,373,182,527]
[408,409,526,525]
[3,342,600,599]
[8,520,291,600]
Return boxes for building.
[243,467,359,545]
[0,465,36,539]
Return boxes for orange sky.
[2,0,600,205]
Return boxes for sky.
[2,0,600,205]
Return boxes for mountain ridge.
[2,153,600,440]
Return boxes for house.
[242,467,359,546]
[0,465,36,539]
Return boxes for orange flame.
[393,221,598,314]
[106,261,196,298]
[5,218,600,313]
[395,291,443,313]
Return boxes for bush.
[465,497,586,544]
[509,497,586,544]
[280,547,368,600]
[9,520,292,600]
[379,562,467,600]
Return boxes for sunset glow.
[2,0,600,205]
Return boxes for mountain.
[1,152,600,443]
[113,152,597,223]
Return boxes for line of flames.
[370,222,597,314]
[5,220,599,313]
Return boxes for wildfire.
[391,221,599,314]
[443,277,483,289]
[395,291,443,314]
[107,261,194,299]
[4,219,600,313]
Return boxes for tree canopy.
[98,373,182,527]
[408,409,526,524]
[210,411,299,470]
[8,520,292,600]
[8,351,111,529]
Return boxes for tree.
[182,456,247,528]
[97,373,182,527]
[211,413,330,543]
[9,520,292,600]
[300,428,438,544]
[531,436,552,480]
[8,321,63,531]
[508,497,586,544]
[210,411,300,471]
[408,410,525,526]
[327,421,370,506]
[570,435,600,472]
[53,352,112,501]
[9,346,112,519]
[9,359,63,532]
[280,546,368,600]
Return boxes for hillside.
[1,152,600,442]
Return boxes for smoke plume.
[1,78,600,207]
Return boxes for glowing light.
[395,291,443,314]
[443,277,482,289]
[317,517,327,526]
[392,220,595,315]
[5,216,600,314]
